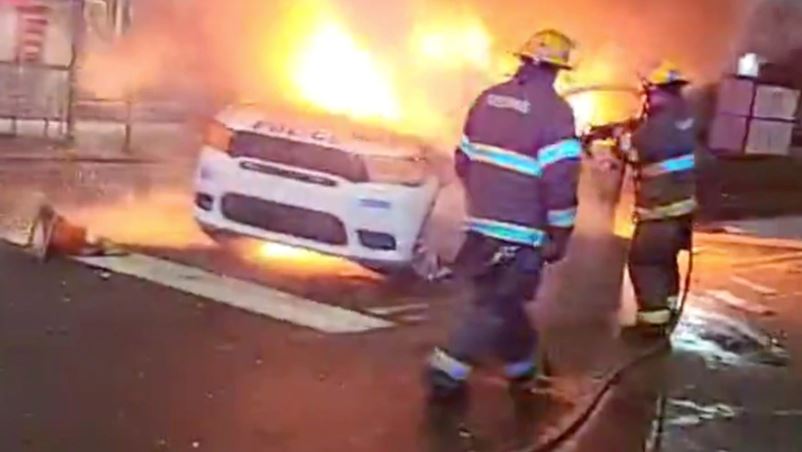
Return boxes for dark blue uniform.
[628,95,697,325]
[430,64,581,384]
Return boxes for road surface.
[1,148,802,451]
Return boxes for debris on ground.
[667,399,740,428]
[673,306,789,367]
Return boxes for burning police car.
[193,105,440,274]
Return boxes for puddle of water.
[671,306,789,368]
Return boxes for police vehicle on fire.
[193,105,440,274]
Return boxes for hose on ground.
[525,233,695,452]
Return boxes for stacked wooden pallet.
[708,76,800,157]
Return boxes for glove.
[542,228,573,264]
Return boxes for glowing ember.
[291,20,400,121]
[65,191,213,249]
[244,240,378,279]
[258,242,319,260]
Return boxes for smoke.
[475,0,755,79]
[741,0,802,61]
[57,0,802,284]
[78,0,761,143]
[76,0,770,228]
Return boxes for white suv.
[193,106,441,274]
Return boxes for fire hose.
[525,241,693,452]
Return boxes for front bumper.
[193,148,438,269]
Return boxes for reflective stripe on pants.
[444,232,542,369]
[429,348,472,381]
[636,197,697,221]
[466,217,546,247]
[636,309,673,326]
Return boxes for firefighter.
[626,61,697,336]
[425,30,582,402]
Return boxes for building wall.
[0,2,75,123]
[0,2,73,66]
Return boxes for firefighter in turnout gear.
[626,61,697,335]
[426,30,582,401]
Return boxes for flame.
[245,240,378,279]
[567,92,598,133]
[560,53,644,132]
[269,4,498,138]
[258,242,320,260]
[565,91,639,133]
[291,20,401,121]
[413,19,493,70]
[65,191,213,249]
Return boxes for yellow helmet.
[645,60,690,87]
[517,29,576,69]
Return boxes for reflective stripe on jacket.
[455,65,581,247]
[631,97,698,222]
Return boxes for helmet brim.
[515,53,573,70]
[650,80,690,89]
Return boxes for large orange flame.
[291,20,401,121]
[266,3,497,138]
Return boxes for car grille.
[238,161,337,187]
[221,194,348,245]
[230,132,368,183]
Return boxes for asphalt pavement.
[2,145,802,451]
[4,222,802,451]
[0,238,597,452]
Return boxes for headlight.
[362,156,428,186]
[204,120,233,153]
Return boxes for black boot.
[425,368,469,405]
[507,368,553,401]
[624,308,674,341]
[423,367,471,450]
[621,322,673,349]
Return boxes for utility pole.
[113,0,130,36]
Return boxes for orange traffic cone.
[27,204,121,261]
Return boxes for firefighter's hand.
[542,228,572,264]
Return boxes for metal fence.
[0,0,79,140]
[0,61,71,137]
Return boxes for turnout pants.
[441,232,543,379]
[628,215,692,325]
